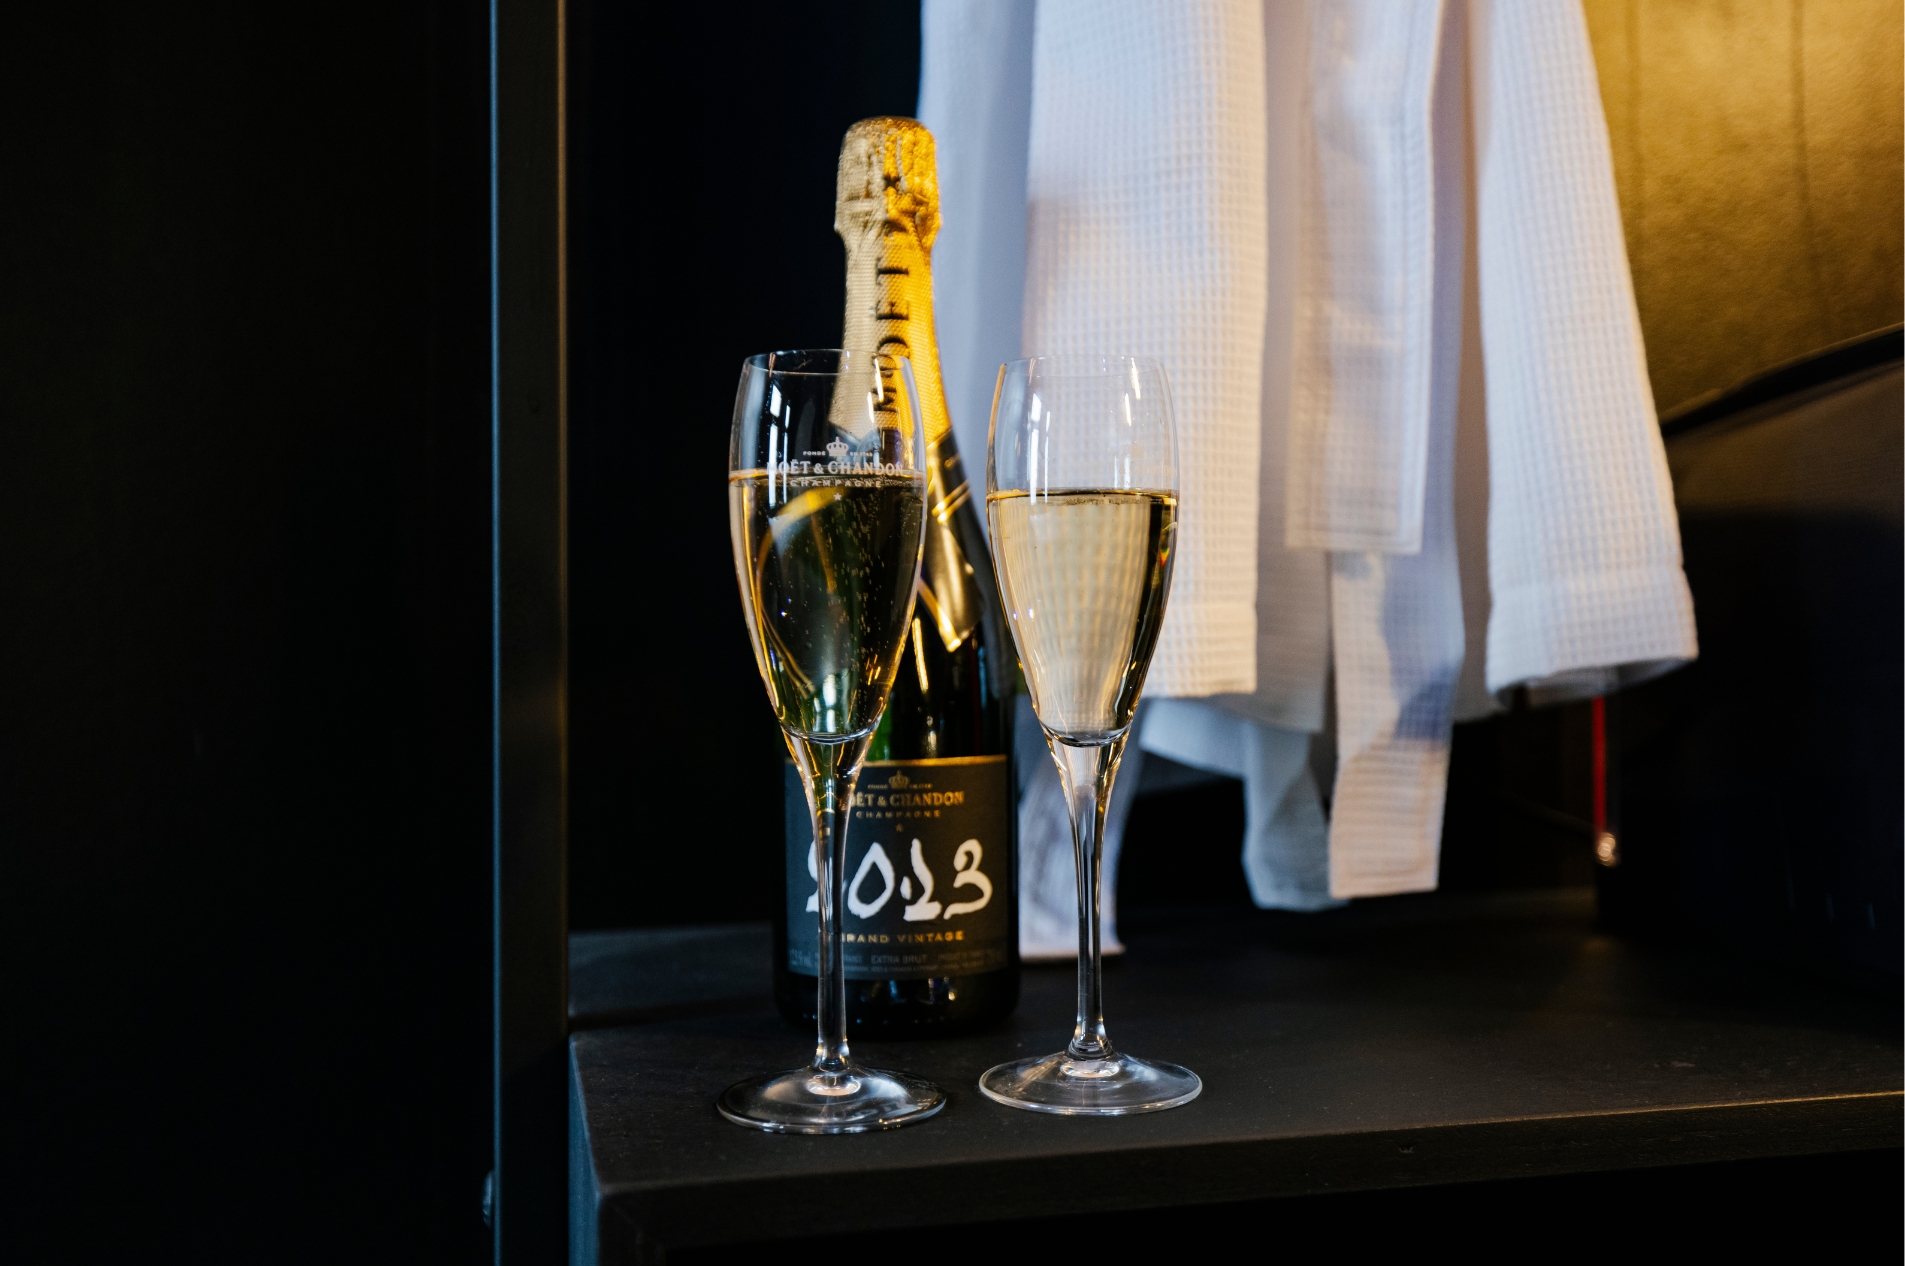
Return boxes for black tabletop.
[569,890,1900,1261]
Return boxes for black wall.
[567,0,921,931]
[4,5,493,1258]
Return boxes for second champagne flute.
[979,355,1201,1115]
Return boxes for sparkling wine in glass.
[720,348,945,1132]
[978,354,1201,1115]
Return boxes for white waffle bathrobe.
[919,0,1698,951]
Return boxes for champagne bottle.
[773,117,1020,1036]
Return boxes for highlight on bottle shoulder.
[985,488,1176,742]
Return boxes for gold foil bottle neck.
[834,115,949,449]
[834,116,940,252]
[834,116,977,653]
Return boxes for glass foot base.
[978,1050,1201,1116]
[718,1062,946,1134]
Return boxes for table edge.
[585,1089,1903,1250]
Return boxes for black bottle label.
[785,756,1012,980]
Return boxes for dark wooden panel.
[496,0,570,1258]
[1,2,495,1258]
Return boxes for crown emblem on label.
[824,438,849,459]
[887,771,911,788]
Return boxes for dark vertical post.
[493,0,569,1258]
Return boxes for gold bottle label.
[835,117,980,651]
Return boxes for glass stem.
[1051,732,1128,1063]
[791,733,869,1076]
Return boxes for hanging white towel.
[917,0,1037,493]
[1129,2,1336,911]
[921,0,1700,915]
[1005,0,1275,951]
[1021,0,1270,699]
[1468,0,1697,701]
[1301,0,1468,897]
[1207,0,1333,735]
[1287,0,1447,555]
[1293,0,1698,896]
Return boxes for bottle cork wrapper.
[835,118,951,451]
[836,117,979,652]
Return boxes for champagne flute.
[978,355,1201,1115]
[720,348,946,1133]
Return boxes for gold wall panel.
[1583,0,1903,413]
